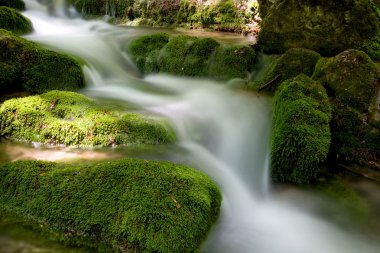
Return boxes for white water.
[18,1,379,252]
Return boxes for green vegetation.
[312,50,379,112]
[159,35,199,75]
[271,75,332,184]
[0,29,84,94]
[128,32,170,73]
[69,0,259,34]
[0,159,222,252]
[127,33,255,81]
[258,0,380,59]
[256,48,320,92]
[311,51,380,166]
[0,0,25,10]
[208,44,256,81]
[0,91,174,147]
[328,100,380,165]
[0,6,33,35]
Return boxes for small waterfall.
[17,1,380,252]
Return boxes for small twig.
[258,74,281,92]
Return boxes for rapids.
[0,1,379,252]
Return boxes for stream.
[1,1,380,252]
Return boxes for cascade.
[6,0,379,252]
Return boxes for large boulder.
[0,159,221,252]
[257,48,320,92]
[312,50,379,112]
[271,74,332,184]
[312,50,380,166]
[0,91,174,147]
[0,30,84,94]
[0,6,33,35]
[258,0,380,59]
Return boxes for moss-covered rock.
[0,29,84,94]
[257,48,320,92]
[128,32,170,73]
[258,0,380,59]
[159,35,199,75]
[0,6,33,35]
[312,50,379,112]
[208,44,256,81]
[0,0,25,10]
[0,91,174,147]
[0,159,221,252]
[271,74,332,184]
[128,33,255,81]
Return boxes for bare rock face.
[258,0,380,59]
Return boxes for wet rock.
[258,0,380,60]
[0,6,32,35]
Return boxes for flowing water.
[1,1,380,252]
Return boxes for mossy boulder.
[0,0,25,10]
[271,74,332,184]
[128,32,170,73]
[208,44,256,81]
[0,29,84,94]
[0,91,174,147]
[312,50,379,112]
[257,48,320,92]
[159,35,199,75]
[258,0,380,59]
[128,33,255,81]
[0,159,222,252]
[0,6,33,35]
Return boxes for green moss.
[159,35,199,75]
[128,33,169,73]
[209,45,256,81]
[258,0,380,56]
[0,6,33,35]
[257,48,321,92]
[21,48,85,93]
[0,0,25,10]
[0,91,174,147]
[0,159,222,252]
[271,75,332,184]
[312,50,379,112]
[0,29,84,95]
[329,104,366,162]
[127,33,255,81]
[182,37,220,77]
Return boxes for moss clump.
[0,91,174,147]
[158,35,222,77]
[159,35,199,75]
[176,37,220,77]
[0,29,84,94]
[258,0,380,57]
[271,75,332,184]
[0,159,222,252]
[0,0,25,10]
[257,48,320,92]
[128,33,255,81]
[0,6,33,35]
[208,44,256,81]
[313,50,379,112]
[128,33,169,73]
